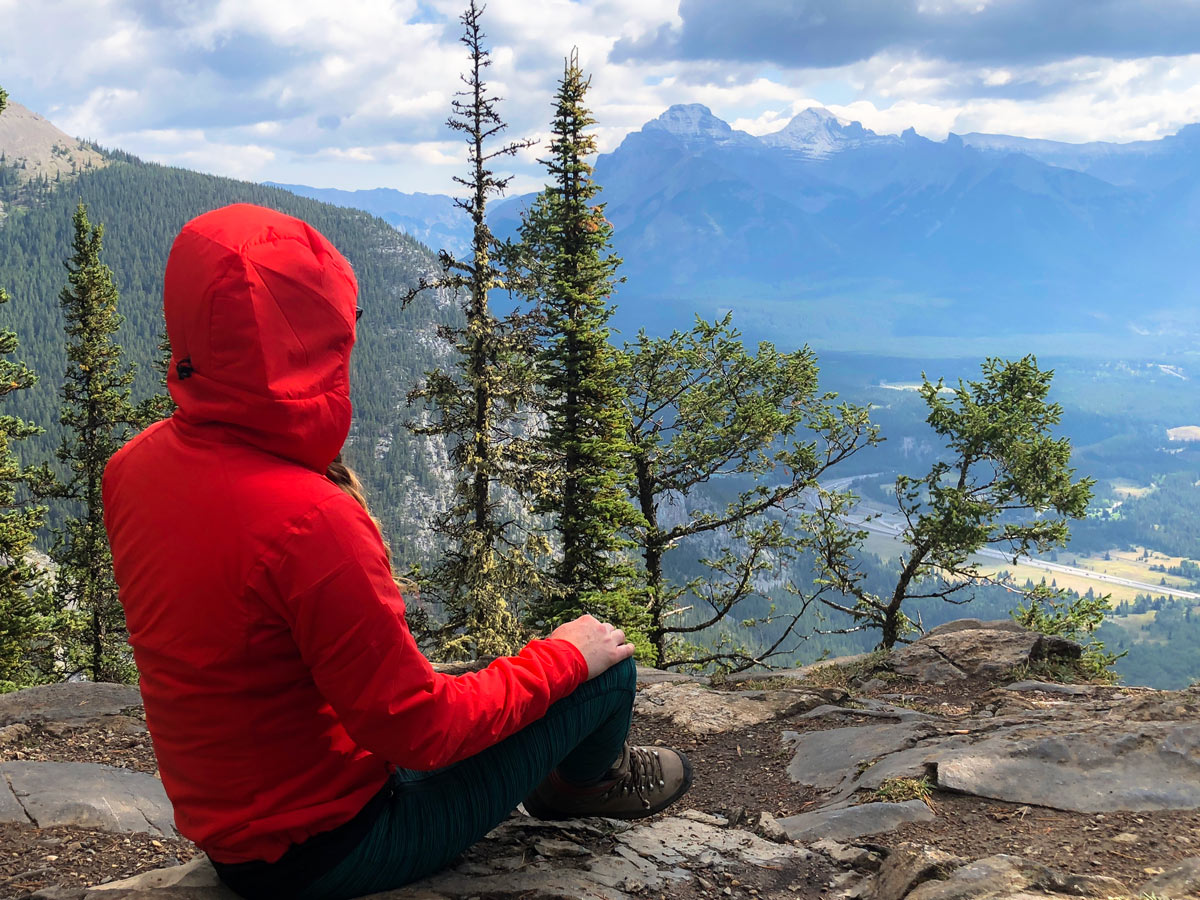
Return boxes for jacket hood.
[164,204,358,472]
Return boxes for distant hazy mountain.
[581,104,1200,356]
[960,126,1200,189]
[277,105,1200,357]
[264,182,471,257]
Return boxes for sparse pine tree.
[622,315,877,669]
[404,1,543,658]
[516,52,645,641]
[45,203,141,682]
[809,355,1094,649]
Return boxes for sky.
[3,0,1200,194]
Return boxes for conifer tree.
[47,203,141,682]
[516,52,645,640]
[623,316,877,669]
[0,88,54,690]
[808,356,1093,649]
[135,328,174,423]
[0,287,52,690]
[404,1,542,658]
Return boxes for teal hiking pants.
[214,657,637,900]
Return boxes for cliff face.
[3,621,1199,900]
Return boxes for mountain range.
[279,104,1200,358]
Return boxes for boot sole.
[523,750,695,821]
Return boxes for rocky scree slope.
[2,620,1199,900]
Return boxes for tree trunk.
[634,454,667,663]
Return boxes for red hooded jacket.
[102,204,588,864]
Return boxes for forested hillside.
[0,153,459,557]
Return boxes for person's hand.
[548,614,635,680]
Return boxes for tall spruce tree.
[516,52,645,640]
[404,1,543,658]
[0,88,54,690]
[48,203,141,682]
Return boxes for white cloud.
[3,0,1200,192]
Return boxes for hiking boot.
[522,742,693,820]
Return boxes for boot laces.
[604,745,666,809]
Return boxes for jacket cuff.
[522,637,589,701]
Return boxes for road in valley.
[835,493,1200,602]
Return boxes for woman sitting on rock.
[102,203,692,900]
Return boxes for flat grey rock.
[1002,681,1090,696]
[1,761,176,836]
[785,722,934,790]
[935,723,1200,812]
[0,682,143,726]
[778,799,935,842]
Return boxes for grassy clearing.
[1109,478,1155,499]
[1066,547,1195,589]
[971,561,1140,604]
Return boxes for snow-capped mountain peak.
[761,106,882,158]
[642,103,757,148]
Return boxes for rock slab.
[1,760,176,836]
[935,723,1200,812]
[0,682,143,726]
[778,800,935,843]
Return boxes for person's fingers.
[616,642,636,660]
[610,628,626,646]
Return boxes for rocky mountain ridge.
[0,101,106,188]
[3,620,1198,900]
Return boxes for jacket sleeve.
[251,492,590,771]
